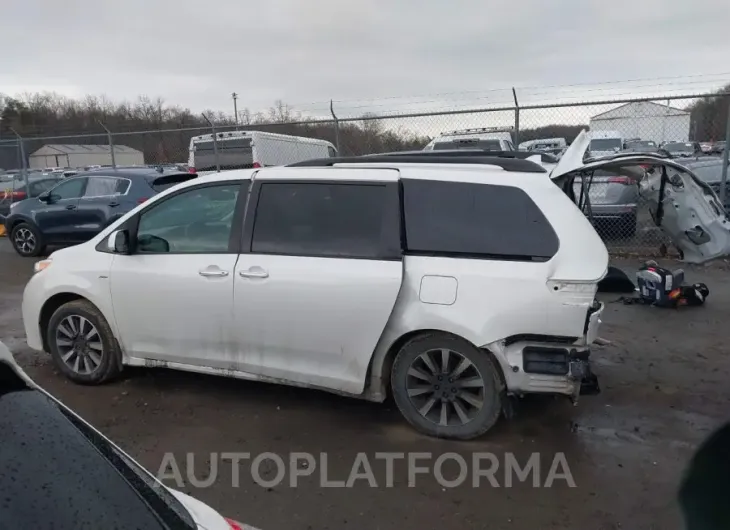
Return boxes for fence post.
[330,100,341,154]
[9,128,28,191]
[97,120,116,168]
[512,88,520,148]
[201,113,220,172]
[720,96,730,205]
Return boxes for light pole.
[232,92,239,130]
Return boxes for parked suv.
[4,167,196,257]
[22,154,607,440]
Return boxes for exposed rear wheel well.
[375,329,505,398]
[39,293,86,352]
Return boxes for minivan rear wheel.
[47,300,122,385]
[391,333,502,440]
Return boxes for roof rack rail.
[287,153,546,173]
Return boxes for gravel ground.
[1,238,729,530]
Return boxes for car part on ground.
[22,155,607,440]
[0,340,259,530]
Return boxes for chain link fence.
[2,92,729,257]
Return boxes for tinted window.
[84,177,129,197]
[433,139,502,151]
[136,184,240,253]
[0,381,196,530]
[49,177,86,199]
[590,139,622,151]
[252,182,386,258]
[402,179,559,260]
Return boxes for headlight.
[33,259,52,273]
[9,201,19,209]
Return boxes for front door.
[35,177,87,243]
[232,170,403,395]
[109,181,247,367]
[75,175,132,240]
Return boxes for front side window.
[84,177,130,198]
[136,184,240,253]
[49,177,86,200]
[251,182,387,258]
[402,179,559,261]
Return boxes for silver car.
[572,169,639,238]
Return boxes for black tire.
[391,333,503,440]
[47,300,122,385]
[10,222,46,257]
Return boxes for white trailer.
[188,131,337,174]
[589,101,690,144]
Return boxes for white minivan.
[22,150,608,440]
[188,130,337,175]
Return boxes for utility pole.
[97,120,116,168]
[232,92,239,130]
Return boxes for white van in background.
[188,130,337,174]
[423,127,516,151]
[588,130,624,158]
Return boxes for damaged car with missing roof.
[551,130,730,265]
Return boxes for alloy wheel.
[55,315,104,375]
[13,228,36,254]
[405,348,486,427]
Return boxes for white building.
[29,144,144,169]
[589,102,691,144]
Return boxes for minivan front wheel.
[11,222,45,257]
[47,300,122,385]
[391,334,502,440]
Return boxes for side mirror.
[107,229,130,254]
[38,192,50,203]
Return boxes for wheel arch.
[365,328,505,402]
[39,293,112,353]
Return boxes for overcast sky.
[2,0,730,119]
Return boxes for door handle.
[66,204,77,210]
[239,269,269,279]
[199,269,229,277]
[108,201,120,207]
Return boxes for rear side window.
[83,177,130,197]
[402,179,559,261]
[251,182,387,259]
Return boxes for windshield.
[193,137,254,170]
[625,140,657,150]
[664,142,694,152]
[688,164,722,182]
[0,373,196,530]
[590,139,622,151]
[432,139,502,151]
